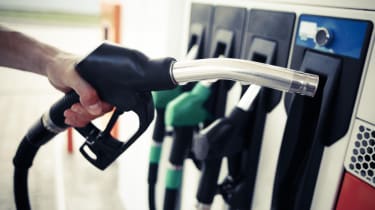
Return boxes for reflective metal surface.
[171,58,319,97]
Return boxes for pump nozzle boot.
[193,107,249,160]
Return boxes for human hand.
[46,52,113,127]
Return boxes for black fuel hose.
[148,108,166,210]
[13,91,80,210]
[163,126,194,210]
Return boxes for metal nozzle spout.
[170,58,319,97]
[290,71,319,97]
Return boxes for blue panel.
[296,15,371,59]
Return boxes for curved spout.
[171,58,319,97]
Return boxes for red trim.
[336,172,375,210]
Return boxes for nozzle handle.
[77,92,154,170]
[46,91,155,170]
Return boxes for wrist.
[45,52,80,92]
[44,51,69,76]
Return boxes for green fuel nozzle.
[165,83,211,126]
[148,88,182,210]
[162,82,213,210]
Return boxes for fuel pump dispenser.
[180,1,375,209]
[12,1,375,209]
[192,9,296,210]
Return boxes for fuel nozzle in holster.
[162,83,212,210]
[192,85,262,210]
[148,88,182,210]
[193,107,250,160]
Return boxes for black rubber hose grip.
[13,138,39,210]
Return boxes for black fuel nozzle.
[193,107,249,161]
[193,85,261,209]
[193,85,261,160]
[75,42,177,109]
[43,42,177,170]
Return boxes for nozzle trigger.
[77,93,155,170]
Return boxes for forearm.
[0,25,66,76]
[0,25,111,126]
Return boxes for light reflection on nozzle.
[171,58,319,97]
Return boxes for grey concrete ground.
[0,20,125,210]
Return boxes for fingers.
[64,110,89,128]
[68,73,104,116]
[64,102,113,127]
